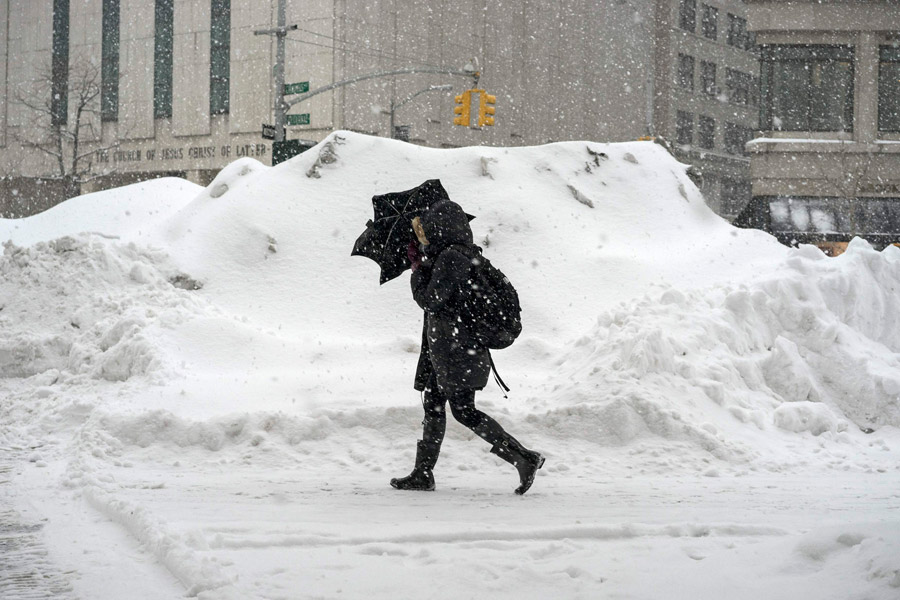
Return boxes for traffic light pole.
[284,67,479,108]
[253,0,297,143]
[390,85,453,138]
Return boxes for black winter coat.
[411,199,491,393]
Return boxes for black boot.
[390,440,437,491]
[490,436,545,495]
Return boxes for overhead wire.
[285,27,448,71]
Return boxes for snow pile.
[794,525,900,590]
[78,405,420,454]
[2,131,897,458]
[0,235,206,382]
[544,238,900,461]
[154,133,787,345]
[0,177,201,247]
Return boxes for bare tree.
[13,56,118,200]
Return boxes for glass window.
[101,0,119,122]
[700,61,716,95]
[768,198,791,232]
[879,46,900,132]
[859,199,895,234]
[767,198,850,234]
[727,14,748,50]
[726,68,752,105]
[809,204,836,233]
[761,45,854,132]
[52,0,69,126]
[154,0,174,119]
[676,111,694,146]
[679,0,696,32]
[701,5,717,40]
[678,54,694,91]
[724,122,751,155]
[722,178,751,216]
[210,0,230,115]
[698,115,715,149]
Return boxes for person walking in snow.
[390,198,545,495]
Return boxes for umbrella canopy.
[352,179,473,284]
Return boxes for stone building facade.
[739,0,900,252]
[654,0,760,218]
[0,0,759,218]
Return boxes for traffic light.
[478,92,496,127]
[453,90,472,127]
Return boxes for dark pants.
[420,378,509,463]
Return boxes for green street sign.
[283,81,309,95]
[286,113,310,126]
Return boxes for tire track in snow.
[0,460,79,600]
[206,522,790,550]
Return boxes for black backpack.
[457,248,523,350]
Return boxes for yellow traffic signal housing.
[478,92,496,127]
[453,91,472,126]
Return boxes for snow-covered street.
[5,420,899,599]
[2,133,899,598]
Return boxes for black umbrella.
[351,179,473,284]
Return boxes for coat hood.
[420,199,474,255]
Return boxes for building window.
[721,178,752,216]
[679,0,696,32]
[676,111,694,146]
[698,115,715,149]
[678,54,695,91]
[101,0,119,122]
[760,45,854,132]
[154,0,174,119]
[701,5,717,40]
[724,122,752,155]
[727,14,749,50]
[210,0,230,115]
[725,68,752,105]
[51,0,69,126]
[700,61,716,96]
[879,46,900,132]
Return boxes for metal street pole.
[254,0,297,143]
[274,0,286,142]
[284,66,479,108]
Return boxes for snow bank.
[0,177,201,246]
[0,235,205,382]
[2,131,898,462]
[155,132,787,344]
[81,405,420,453]
[546,238,900,461]
[794,525,900,590]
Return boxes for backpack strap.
[489,353,511,397]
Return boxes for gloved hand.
[407,240,422,271]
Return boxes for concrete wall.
[120,0,155,139]
[321,0,654,147]
[746,0,900,33]
[173,0,211,137]
[230,0,271,134]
